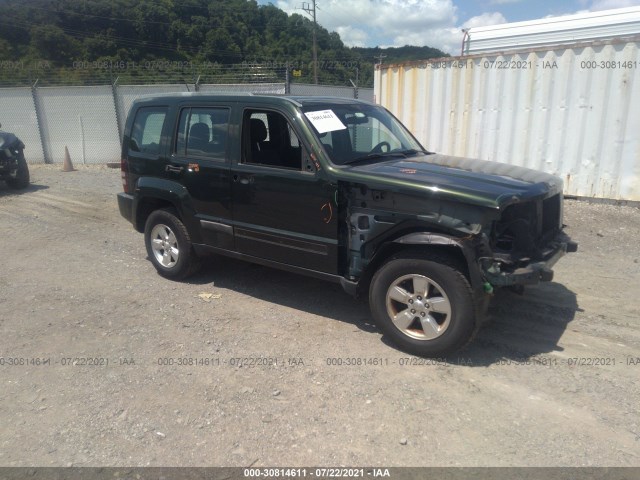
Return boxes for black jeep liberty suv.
[117,94,577,357]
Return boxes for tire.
[369,254,476,357]
[144,209,200,280]
[6,151,30,190]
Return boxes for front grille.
[542,193,562,236]
[493,193,562,260]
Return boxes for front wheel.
[144,209,200,280]
[369,255,477,357]
[6,151,29,189]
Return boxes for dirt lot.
[0,164,639,467]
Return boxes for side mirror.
[344,113,369,125]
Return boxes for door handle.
[165,165,184,173]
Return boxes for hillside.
[0,0,448,87]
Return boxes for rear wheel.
[6,151,29,189]
[144,209,200,279]
[369,254,476,357]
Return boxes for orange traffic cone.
[62,146,76,172]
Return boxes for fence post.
[31,79,50,164]
[349,77,359,100]
[285,63,291,94]
[353,67,359,99]
[111,77,123,143]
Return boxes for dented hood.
[343,153,564,209]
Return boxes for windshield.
[301,103,425,166]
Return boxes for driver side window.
[242,110,304,170]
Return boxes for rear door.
[230,107,339,274]
[164,103,235,249]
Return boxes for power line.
[374,53,387,66]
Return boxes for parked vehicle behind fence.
[0,123,29,190]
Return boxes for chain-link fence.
[0,63,291,88]
[0,87,45,164]
[290,83,373,102]
[37,86,120,164]
[0,81,374,164]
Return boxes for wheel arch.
[357,231,483,298]
[135,197,176,233]
[133,178,200,242]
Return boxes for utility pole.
[349,67,359,99]
[374,53,387,66]
[302,1,318,84]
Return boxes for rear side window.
[129,107,167,155]
[176,107,230,158]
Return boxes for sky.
[261,0,640,53]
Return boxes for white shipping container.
[374,38,640,201]
[464,7,640,55]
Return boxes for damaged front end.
[340,180,577,301]
[479,192,578,288]
[0,137,22,173]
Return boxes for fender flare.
[391,232,484,293]
[134,177,201,242]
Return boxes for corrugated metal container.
[374,38,640,201]
[465,7,640,55]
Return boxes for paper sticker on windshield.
[304,110,347,134]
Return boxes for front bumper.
[481,233,578,287]
[0,157,18,176]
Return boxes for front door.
[231,108,339,274]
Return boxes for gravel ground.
[0,165,639,467]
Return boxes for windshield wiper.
[399,148,431,156]
[343,148,430,165]
[343,151,409,165]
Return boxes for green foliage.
[353,45,449,64]
[0,0,448,87]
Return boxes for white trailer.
[375,8,640,201]
[463,7,640,55]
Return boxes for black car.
[0,123,30,190]
[117,94,577,357]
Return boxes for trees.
[0,0,447,87]
[29,24,80,63]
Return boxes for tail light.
[121,157,130,193]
